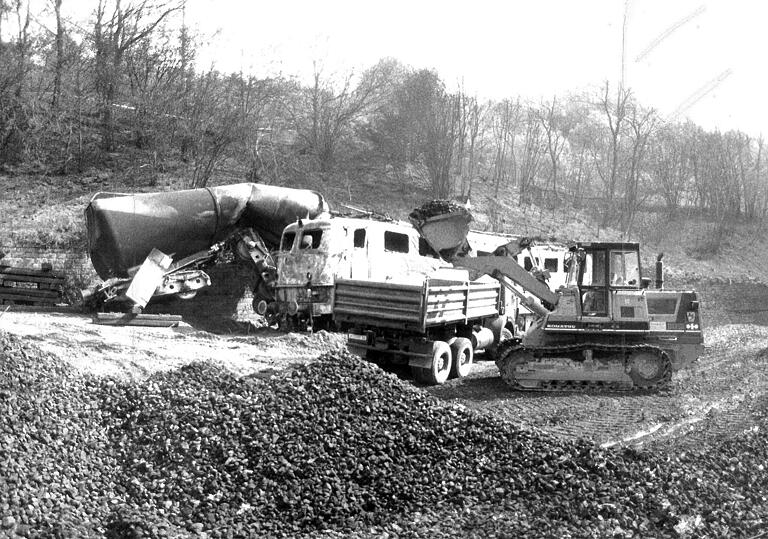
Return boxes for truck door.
[350,227,369,279]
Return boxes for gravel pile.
[0,333,122,537]
[1,334,766,537]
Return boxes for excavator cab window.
[580,251,608,316]
[609,250,640,287]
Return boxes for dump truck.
[265,211,516,330]
[335,210,705,391]
[337,276,508,384]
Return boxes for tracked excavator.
[454,241,704,391]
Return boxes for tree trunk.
[52,0,64,108]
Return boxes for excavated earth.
[0,280,766,537]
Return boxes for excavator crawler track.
[495,340,672,392]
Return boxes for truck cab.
[273,215,463,327]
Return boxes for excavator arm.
[408,209,559,318]
[453,255,559,315]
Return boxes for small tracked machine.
[458,242,704,390]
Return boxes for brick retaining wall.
[0,245,94,279]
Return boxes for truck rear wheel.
[450,337,473,378]
[412,340,453,385]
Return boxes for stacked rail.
[0,263,65,307]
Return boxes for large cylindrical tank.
[85,183,328,279]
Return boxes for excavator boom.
[454,255,559,309]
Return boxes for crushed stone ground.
[0,281,765,536]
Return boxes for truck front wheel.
[412,340,453,385]
[450,337,474,379]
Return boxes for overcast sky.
[186,0,767,137]
[14,0,764,136]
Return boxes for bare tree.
[92,0,181,150]
[620,104,656,235]
[490,98,519,198]
[291,59,393,171]
[124,28,182,151]
[13,0,30,99]
[538,96,570,207]
[591,81,631,226]
[462,96,485,199]
[50,0,64,108]
[756,136,765,217]
[0,0,31,163]
[363,66,459,197]
[518,106,544,204]
[423,90,460,198]
[649,122,691,216]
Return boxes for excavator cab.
[565,242,643,318]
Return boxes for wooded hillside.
[1,0,765,247]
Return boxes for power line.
[670,68,733,121]
[635,5,706,63]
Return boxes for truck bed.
[333,278,501,332]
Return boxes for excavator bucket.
[409,200,473,257]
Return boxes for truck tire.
[412,341,453,385]
[450,337,473,378]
